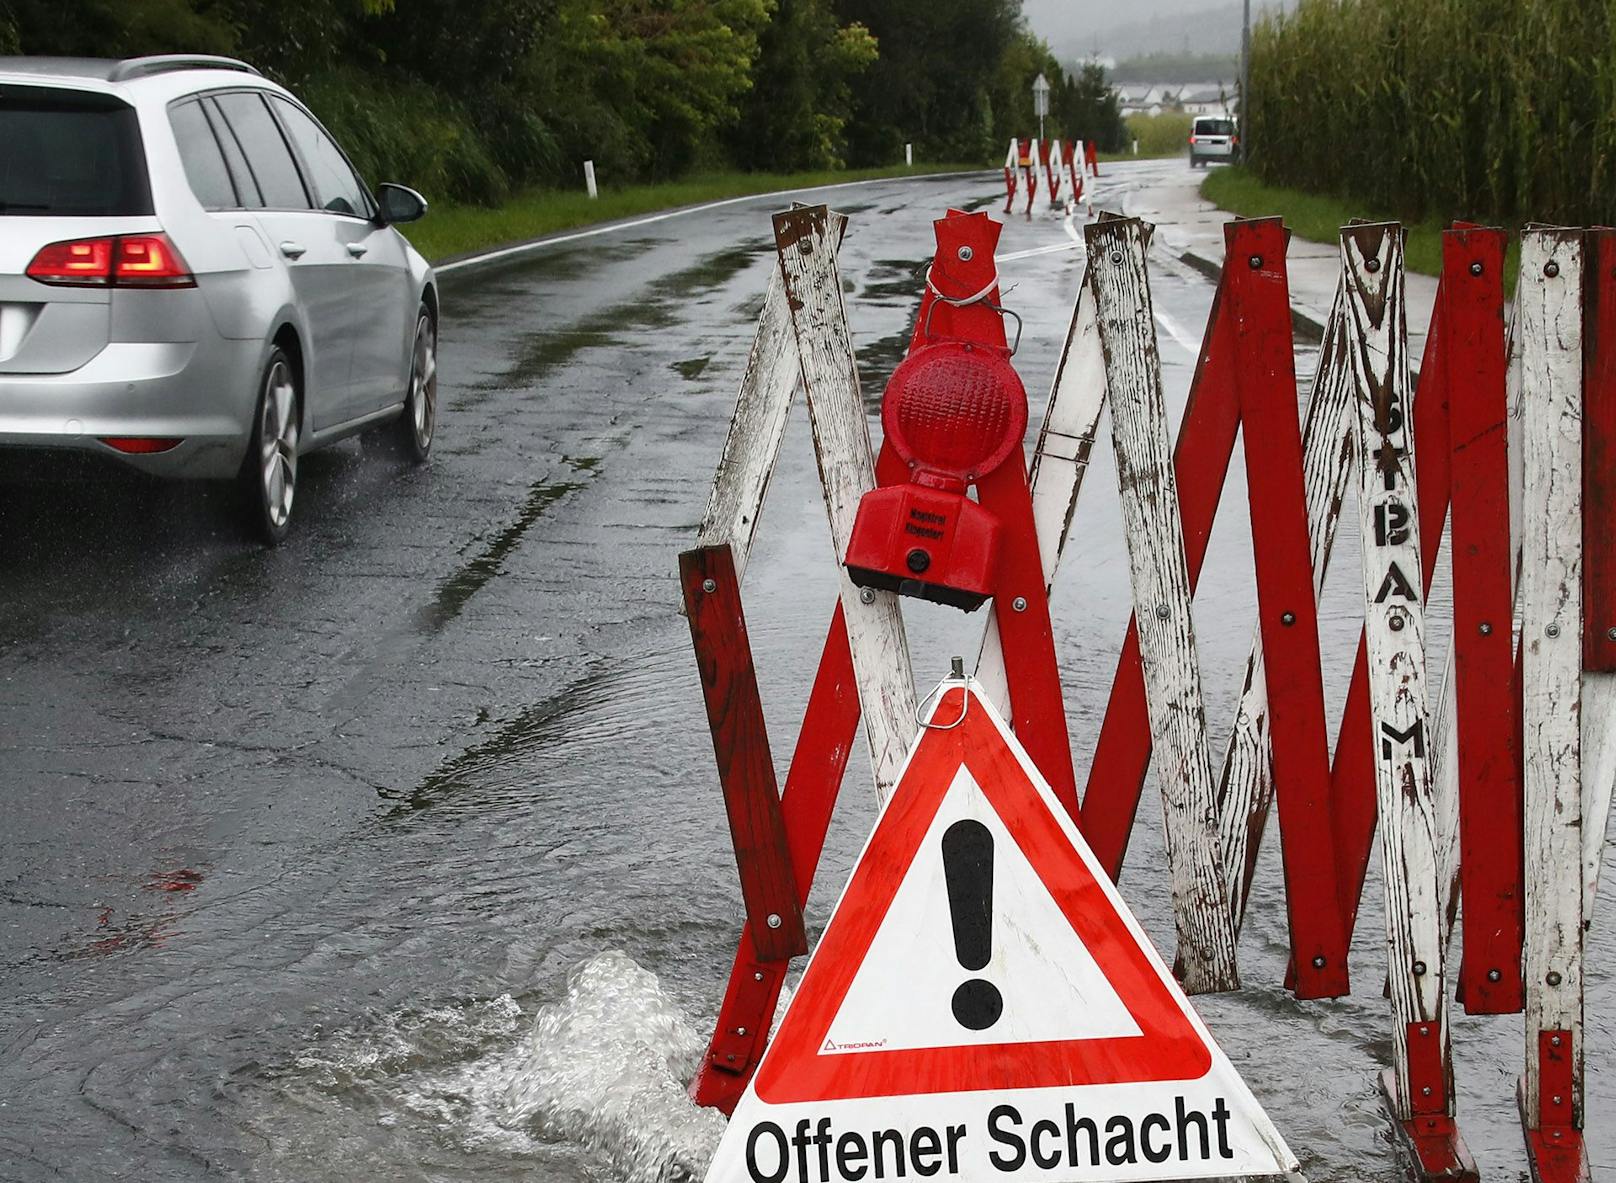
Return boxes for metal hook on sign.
[916,656,971,730]
[920,292,1023,356]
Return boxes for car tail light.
[100,437,183,454]
[1189,135,1198,145]
[114,235,194,286]
[26,234,195,289]
[26,238,114,285]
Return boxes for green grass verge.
[402,163,990,263]
[1200,165,1519,292]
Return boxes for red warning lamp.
[844,337,1028,610]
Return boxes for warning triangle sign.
[703,681,1297,1183]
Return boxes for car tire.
[397,305,437,463]
[241,346,300,545]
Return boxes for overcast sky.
[1020,0,1275,60]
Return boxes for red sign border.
[756,688,1213,1104]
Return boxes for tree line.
[0,0,1127,205]
[1248,0,1616,227]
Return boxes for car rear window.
[1195,119,1236,136]
[0,85,152,216]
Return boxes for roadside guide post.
[676,199,1613,1183]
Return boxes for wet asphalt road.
[1,161,1611,1182]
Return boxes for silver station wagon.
[0,55,438,542]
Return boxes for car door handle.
[279,241,307,260]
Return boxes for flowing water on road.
[1,165,1610,1182]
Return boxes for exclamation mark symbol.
[942,819,1003,1030]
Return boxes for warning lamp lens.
[26,237,114,285]
[26,234,194,288]
[881,343,1029,483]
[100,437,183,454]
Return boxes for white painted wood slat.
[1340,222,1449,1119]
[773,205,917,802]
[698,211,847,580]
[1516,228,1586,1122]
[1085,216,1239,994]
[977,271,1106,716]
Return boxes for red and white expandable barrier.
[678,202,1612,1183]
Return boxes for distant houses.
[1117,84,1234,117]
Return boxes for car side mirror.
[376,183,428,225]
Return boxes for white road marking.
[1153,306,1202,356]
[434,170,995,275]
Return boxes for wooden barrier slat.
[691,443,913,1112]
[1086,216,1239,993]
[1082,240,1243,883]
[1517,228,1587,1137]
[1443,227,1525,1013]
[976,275,1106,715]
[1219,283,1356,934]
[1584,230,1616,671]
[1328,260,1455,972]
[1580,230,1616,916]
[1225,217,1350,998]
[773,206,917,801]
[699,212,847,577]
[1340,222,1453,1124]
[1585,674,1615,910]
[679,544,808,963]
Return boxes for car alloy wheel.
[247,350,300,544]
[402,308,437,461]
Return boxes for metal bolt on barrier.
[1545,260,1559,278]
[1547,971,1562,986]
[1479,622,1493,635]
[1366,257,1381,273]
[766,913,782,929]
[1248,255,1263,270]
[1413,960,1427,976]
[859,587,875,604]
[1012,596,1028,612]
[1470,261,1484,276]
[1488,968,1502,981]
[1546,623,1561,638]
[702,578,717,594]
[1281,611,1296,626]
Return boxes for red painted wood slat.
[1443,227,1524,1012]
[679,543,808,964]
[1583,230,1616,672]
[1225,217,1350,999]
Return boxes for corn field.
[1248,0,1616,226]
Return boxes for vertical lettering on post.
[1339,222,1451,1120]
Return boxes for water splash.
[402,951,726,1181]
